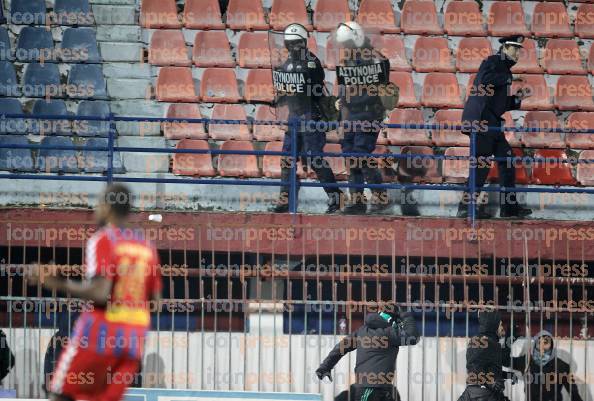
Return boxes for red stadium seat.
[487,2,529,36]
[244,69,274,103]
[218,140,261,177]
[521,111,564,149]
[371,35,411,72]
[209,104,252,140]
[590,44,594,74]
[503,112,521,148]
[511,75,553,111]
[270,0,311,31]
[412,37,455,73]
[172,139,216,176]
[432,109,469,147]
[164,103,207,139]
[531,3,572,38]
[227,0,269,31]
[542,39,586,75]
[401,0,443,35]
[575,4,594,39]
[262,141,306,178]
[486,148,530,185]
[371,145,396,182]
[444,1,486,37]
[456,38,492,73]
[253,105,286,141]
[356,0,399,33]
[156,67,199,102]
[443,147,469,183]
[193,31,234,68]
[511,38,543,74]
[321,143,347,180]
[421,73,463,109]
[385,109,429,145]
[183,0,225,29]
[389,72,418,107]
[149,30,190,66]
[238,32,271,69]
[314,0,351,32]
[398,146,441,183]
[200,68,241,103]
[555,76,594,111]
[565,112,594,149]
[532,149,577,185]
[140,0,181,28]
[577,150,594,185]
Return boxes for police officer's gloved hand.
[489,380,505,394]
[315,367,332,382]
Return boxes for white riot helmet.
[284,23,308,43]
[335,21,365,48]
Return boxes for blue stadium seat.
[54,0,94,25]
[31,99,72,135]
[0,136,34,172]
[83,138,125,173]
[67,64,107,99]
[16,27,55,62]
[76,100,110,137]
[0,28,13,60]
[61,28,100,63]
[0,99,28,134]
[36,136,80,173]
[22,63,61,98]
[10,0,46,25]
[0,61,19,96]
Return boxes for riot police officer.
[270,23,343,213]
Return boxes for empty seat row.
[9,0,94,26]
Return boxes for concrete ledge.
[103,63,152,79]
[97,26,141,43]
[107,78,151,99]
[92,5,136,25]
[100,42,143,62]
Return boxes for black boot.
[342,190,367,215]
[326,191,342,214]
[499,191,532,218]
[368,190,391,214]
[270,166,296,213]
[457,194,491,219]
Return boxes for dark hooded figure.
[315,305,419,401]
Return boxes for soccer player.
[28,184,162,401]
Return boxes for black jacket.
[318,312,419,388]
[0,329,14,383]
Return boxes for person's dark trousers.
[458,385,502,401]
[354,387,395,401]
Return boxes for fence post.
[469,128,477,227]
[289,117,298,214]
[107,112,115,184]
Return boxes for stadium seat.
[193,31,234,68]
[200,68,241,103]
[0,61,19,96]
[0,136,34,172]
[23,63,60,98]
[244,69,274,103]
[209,104,251,140]
[0,4,5,24]
[385,109,430,146]
[370,35,410,71]
[53,0,94,26]
[270,0,311,31]
[487,2,529,36]
[321,144,347,181]
[565,112,594,149]
[16,27,54,62]
[218,141,261,177]
[67,64,108,99]
[486,148,530,185]
[531,3,572,38]
[172,139,216,176]
[36,136,80,173]
[140,0,181,29]
[532,149,577,185]
[397,146,441,183]
[149,30,190,66]
[238,32,271,69]
[521,111,564,149]
[389,72,418,107]
[443,147,469,183]
[511,39,543,74]
[156,67,199,102]
[575,4,594,39]
[0,99,27,134]
[432,110,469,147]
[183,0,225,29]
[412,37,454,73]
[371,145,396,183]
[0,28,12,61]
[262,141,306,178]
[324,36,340,69]
[227,0,269,31]
[589,44,594,74]
[10,0,46,25]
[577,150,594,186]
[503,112,521,148]
[421,73,463,108]
[542,39,586,75]
[76,100,111,137]
[456,38,492,73]
[511,75,553,111]
[401,0,442,35]
[31,99,71,135]
[356,0,399,33]
[555,76,594,111]
[444,1,486,37]
[253,105,286,141]
[83,138,124,174]
[164,103,207,139]
[314,0,351,32]
[61,28,101,63]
